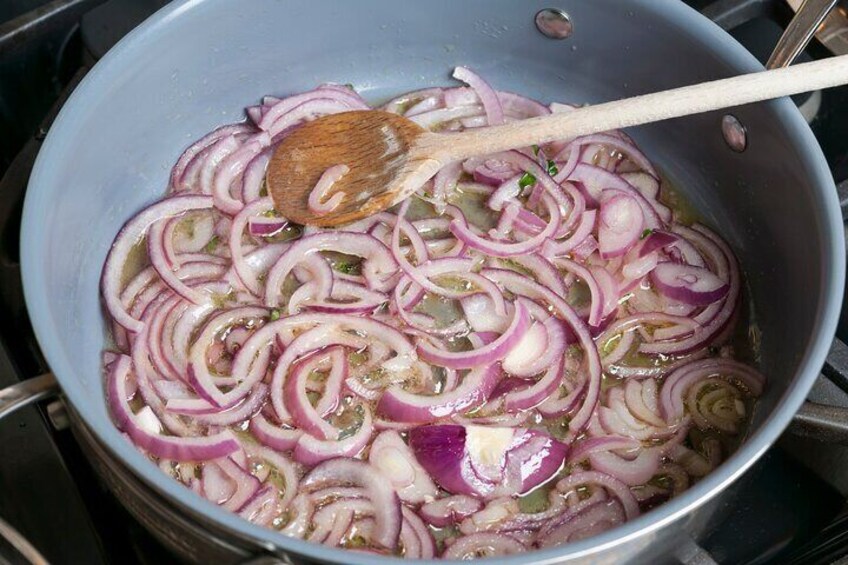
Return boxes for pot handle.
[0,373,59,421]
[767,0,838,69]
[0,374,59,565]
[789,401,848,444]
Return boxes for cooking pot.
[3,0,846,563]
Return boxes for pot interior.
[21,0,842,562]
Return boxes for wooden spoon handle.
[420,54,848,164]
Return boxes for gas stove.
[1,1,848,563]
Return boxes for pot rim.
[20,0,845,563]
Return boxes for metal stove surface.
[1,1,847,564]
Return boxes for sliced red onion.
[598,386,679,441]
[179,384,268,426]
[216,457,262,511]
[101,195,215,332]
[293,404,373,466]
[238,485,281,526]
[459,294,510,333]
[453,66,504,126]
[686,377,746,433]
[213,133,269,214]
[307,164,349,215]
[621,171,659,200]
[568,164,662,228]
[199,136,241,195]
[554,258,606,327]
[487,175,522,211]
[650,262,730,306]
[448,192,560,257]
[377,364,501,423]
[249,414,302,451]
[247,215,287,237]
[170,123,254,191]
[420,495,483,527]
[168,212,215,255]
[264,232,396,306]
[409,105,483,128]
[258,86,368,133]
[638,230,678,257]
[185,306,271,408]
[660,357,764,423]
[408,425,566,498]
[266,96,349,135]
[567,435,642,463]
[624,378,666,427]
[502,321,548,376]
[285,348,348,439]
[480,268,602,442]
[107,355,238,460]
[443,533,525,558]
[369,430,438,504]
[503,357,564,412]
[432,162,462,209]
[537,499,625,548]
[639,225,739,355]
[229,198,278,293]
[588,449,663,486]
[244,443,299,510]
[242,150,272,203]
[557,133,658,177]
[555,471,639,520]
[499,254,566,297]
[300,458,401,550]
[399,506,436,559]
[541,209,597,258]
[668,440,722,478]
[416,299,529,369]
[406,94,442,117]
[598,192,644,259]
[473,160,520,187]
[382,87,445,114]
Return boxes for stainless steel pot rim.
[20,0,845,563]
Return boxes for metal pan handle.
[0,373,58,420]
[767,0,838,69]
[789,339,848,444]
[790,401,848,443]
[0,374,58,564]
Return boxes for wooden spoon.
[268,55,848,227]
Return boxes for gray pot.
[4,0,846,563]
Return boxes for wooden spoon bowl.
[266,110,440,227]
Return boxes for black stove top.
[1,1,848,563]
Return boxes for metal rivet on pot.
[721,114,747,153]
[535,9,572,39]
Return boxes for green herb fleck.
[518,172,536,190]
[269,309,281,321]
[640,228,653,240]
[335,262,358,275]
[532,144,540,156]
[203,235,220,253]
[518,486,551,514]
[546,159,559,176]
